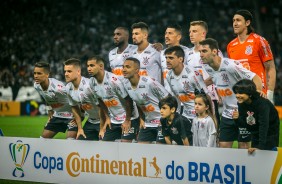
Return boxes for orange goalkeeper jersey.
[227,33,273,93]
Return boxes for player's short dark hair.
[199,38,219,51]
[159,96,178,111]
[234,9,254,34]
[88,55,106,65]
[115,27,129,35]
[64,58,81,68]
[125,57,140,69]
[232,79,259,99]
[190,20,208,33]
[167,24,182,34]
[131,22,149,33]
[34,61,50,73]
[164,45,185,61]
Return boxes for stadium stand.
[0,0,281,104]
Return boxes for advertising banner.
[0,137,281,184]
[20,100,48,116]
[0,101,20,116]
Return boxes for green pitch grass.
[0,116,281,144]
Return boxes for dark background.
[0,0,281,103]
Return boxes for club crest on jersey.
[141,93,150,101]
[142,56,150,65]
[105,87,114,96]
[221,73,229,83]
[245,45,253,55]
[183,81,190,91]
[171,127,179,134]
[246,111,255,125]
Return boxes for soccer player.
[227,9,276,103]
[199,38,263,149]
[186,20,221,126]
[160,24,190,94]
[131,22,162,83]
[88,55,139,142]
[122,57,169,144]
[33,61,77,139]
[64,58,100,141]
[165,46,208,135]
[232,79,280,153]
[109,27,137,76]
[159,96,192,146]
[109,26,163,77]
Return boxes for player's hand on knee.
[76,128,86,139]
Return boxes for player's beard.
[115,40,124,47]
[133,39,142,45]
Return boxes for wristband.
[267,90,274,104]
[46,106,52,111]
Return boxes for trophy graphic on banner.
[9,140,30,177]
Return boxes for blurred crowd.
[0,0,281,104]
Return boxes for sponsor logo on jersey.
[139,85,145,88]
[51,83,56,89]
[247,39,253,43]
[194,71,200,76]
[142,77,148,82]
[82,79,86,85]
[144,51,151,54]
[123,54,130,59]
[232,41,238,46]
[182,75,188,78]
